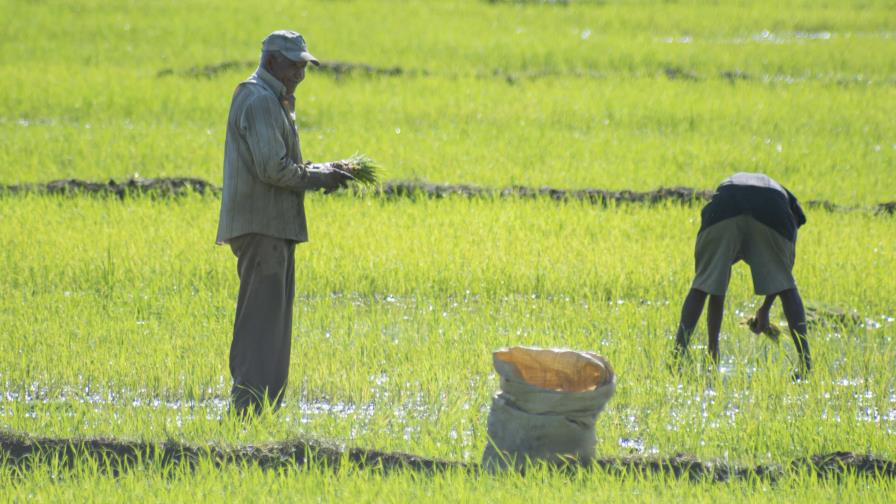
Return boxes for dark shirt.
[699,172,807,242]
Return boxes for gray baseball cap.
[262,30,320,66]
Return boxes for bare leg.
[674,288,708,361]
[779,287,811,376]
[706,294,725,366]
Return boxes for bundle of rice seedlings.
[308,155,379,186]
[741,317,781,343]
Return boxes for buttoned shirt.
[216,67,314,244]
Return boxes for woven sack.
[481,346,616,470]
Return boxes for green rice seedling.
[310,155,379,185]
[2,2,895,204]
[0,194,893,466]
[3,450,896,502]
[741,316,781,343]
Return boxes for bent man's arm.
[751,294,777,334]
[240,94,343,192]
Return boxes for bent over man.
[673,172,812,378]
[216,31,352,415]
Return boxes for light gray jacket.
[216,68,315,244]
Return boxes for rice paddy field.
[2,0,896,501]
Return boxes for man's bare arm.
[751,294,777,334]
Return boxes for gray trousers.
[229,233,296,414]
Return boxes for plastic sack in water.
[481,346,616,471]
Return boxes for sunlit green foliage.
[2,0,895,201]
[3,456,896,503]
[0,195,894,496]
[1,0,895,500]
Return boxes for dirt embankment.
[2,178,894,216]
[0,431,459,475]
[0,178,217,199]
[157,60,408,79]
[2,431,894,481]
[157,58,896,87]
[377,182,715,205]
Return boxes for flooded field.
[1,197,893,468]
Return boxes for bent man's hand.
[749,308,771,335]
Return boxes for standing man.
[672,172,812,379]
[216,30,352,416]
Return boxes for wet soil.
[157,60,408,79]
[2,178,894,216]
[0,178,219,199]
[805,303,866,328]
[157,58,896,87]
[2,431,894,481]
[590,451,896,482]
[486,0,571,5]
[377,181,715,206]
[0,430,461,475]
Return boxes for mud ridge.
[372,182,892,215]
[376,181,714,205]
[156,59,894,86]
[1,178,893,215]
[485,0,572,5]
[0,431,461,475]
[157,60,408,79]
[0,178,219,199]
[3,432,895,481]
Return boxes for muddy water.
[0,386,432,422]
[657,31,896,45]
[3,372,894,457]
